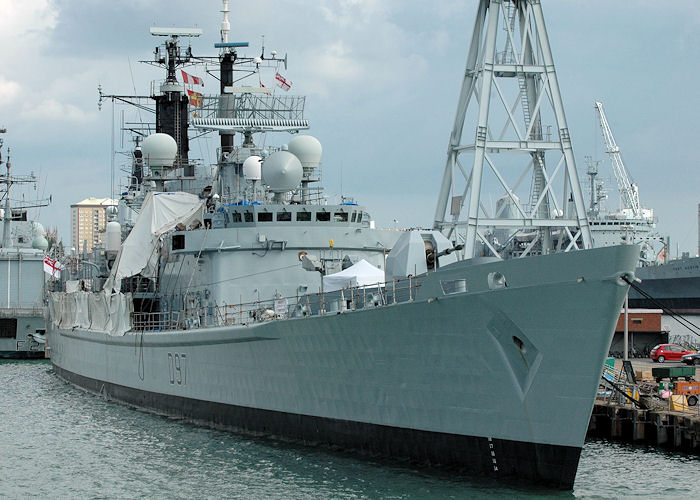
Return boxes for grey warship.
[47,1,639,489]
[0,128,51,358]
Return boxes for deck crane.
[594,101,641,217]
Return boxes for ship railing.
[132,310,181,331]
[132,276,423,332]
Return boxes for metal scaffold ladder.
[433,0,592,259]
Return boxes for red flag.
[181,70,204,86]
[186,89,203,107]
[275,72,291,91]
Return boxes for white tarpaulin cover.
[105,191,204,293]
[48,290,133,336]
[323,259,385,292]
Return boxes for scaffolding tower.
[433,0,592,259]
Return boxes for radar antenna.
[220,0,230,44]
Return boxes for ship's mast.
[433,0,592,259]
[0,128,51,248]
[150,27,202,177]
[0,128,10,248]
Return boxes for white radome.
[242,155,262,181]
[262,151,303,193]
[142,133,177,168]
[32,222,49,250]
[287,135,322,169]
[106,221,122,253]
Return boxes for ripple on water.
[1,360,699,499]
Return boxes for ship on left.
[0,127,54,358]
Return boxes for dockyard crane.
[594,101,641,217]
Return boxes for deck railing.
[131,276,423,332]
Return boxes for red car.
[650,344,694,363]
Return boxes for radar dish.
[287,135,322,170]
[142,133,177,168]
[262,151,303,193]
[242,155,262,180]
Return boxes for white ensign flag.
[43,255,65,279]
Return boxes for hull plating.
[48,245,639,488]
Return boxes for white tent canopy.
[105,191,204,293]
[323,259,385,292]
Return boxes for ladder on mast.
[433,0,592,259]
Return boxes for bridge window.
[296,211,311,221]
[316,212,330,222]
[334,212,348,222]
[232,212,242,223]
[277,212,292,222]
[258,212,273,222]
[244,211,253,222]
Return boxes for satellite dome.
[242,155,262,180]
[106,221,121,253]
[31,222,48,250]
[32,235,49,250]
[141,133,177,168]
[287,135,322,169]
[262,151,303,193]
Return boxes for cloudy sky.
[1,0,698,257]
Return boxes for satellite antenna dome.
[242,155,262,181]
[287,135,322,169]
[254,56,262,64]
[31,222,48,250]
[106,221,121,253]
[32,235,49,250]
[141,133,177,168]
[270,50,277,56]
[262,151,303,193]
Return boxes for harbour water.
[2,360,698,499]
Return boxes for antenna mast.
[221,0,230,43]
[433,0,592,259]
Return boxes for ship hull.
[47,245,639,489]
[53,363,581,487]
[629,256,700,313]
[0,313,46,358]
